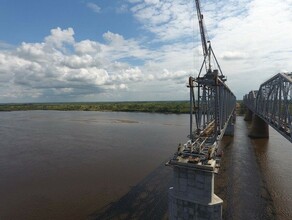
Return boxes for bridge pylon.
[249,114,269,138]
[244,108,253,121]
[168,152,222,219]
[224,112,236,136]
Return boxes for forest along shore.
[0,101,245,115]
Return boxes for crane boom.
[195,0,208,59]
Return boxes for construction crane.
[195,0,210,71]
[189,0,234,143]
[194,0,225,79]
[167,2,236,218]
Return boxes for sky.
[0,0,291,103]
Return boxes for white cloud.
[86,2,101,14]
[211,0,292,85]
[119,83,128,90]
[116,4,128,14]
[1,0,292,102]
[45,27,75,49]
[129,0,195,41]
[103,31,124,44]
[128,0,292,98]
[101,31,151,61]
[221,51,248,60]
[144,0,160,4]
[0,27,193,102]
[74,40,101,55]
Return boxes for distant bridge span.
[243,72,292,143]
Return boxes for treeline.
[236,100,245,115]
[0,101,190,114]
[0,101,246,115]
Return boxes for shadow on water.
[89,117,279,220]
[215,136,235,219]
[88,160,172,220]
[215,117,276,220]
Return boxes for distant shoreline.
[0,101,190,114]
[0,101,245,115]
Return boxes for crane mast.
[194,0,225,79]
[195,0,208,58]
[195,0,211,72]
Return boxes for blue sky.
[0,0,138,44]
[0,0,292,102]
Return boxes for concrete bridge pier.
[224,113,236,136]
[248,114,269,138]
[168,161,222,220]
[244,108,253,121]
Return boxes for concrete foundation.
[249,114,269,138]
[224,115,235,136]
[244,108,253,121]
[168,165,222,220]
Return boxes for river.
[0,111,291,219]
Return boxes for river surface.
[0,111,291,219]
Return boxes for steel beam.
[243,73,292,143]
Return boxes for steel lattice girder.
[191,73,236,143]
[244,73,292,142]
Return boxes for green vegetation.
[0,101,246,115]
[236,100,246,115]
[0,101,190,114]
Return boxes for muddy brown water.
[0,111,291,219]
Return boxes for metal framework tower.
[167,1,236,219]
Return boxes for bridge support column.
[249,114,269,138]
[168,163,222,219]
[244,108,253,121]
[224,113,236,136]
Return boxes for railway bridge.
[243,72,292,143]
[167,0,291,219]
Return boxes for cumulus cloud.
[0,26,193,102]
[128,0,292,97]
[0,28,145,101]
[211,0,292,84]
[45,27,75,49]
[158,69,188,83]
[128,0,195,41]
[103,31,124,44]
[74,40,101,55]
[1,0,292,102]
[221,51,248,60]
[101,31,152,61]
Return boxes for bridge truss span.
[189,71,236,144]
[244,72,292,142]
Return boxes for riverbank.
[0,101,245,114]
[0,101,189,114]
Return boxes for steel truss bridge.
[185,0,236,159]
[169,0,236,166]
[244,72,292,143]
[168,42,236,220]
[188,69,236,152]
